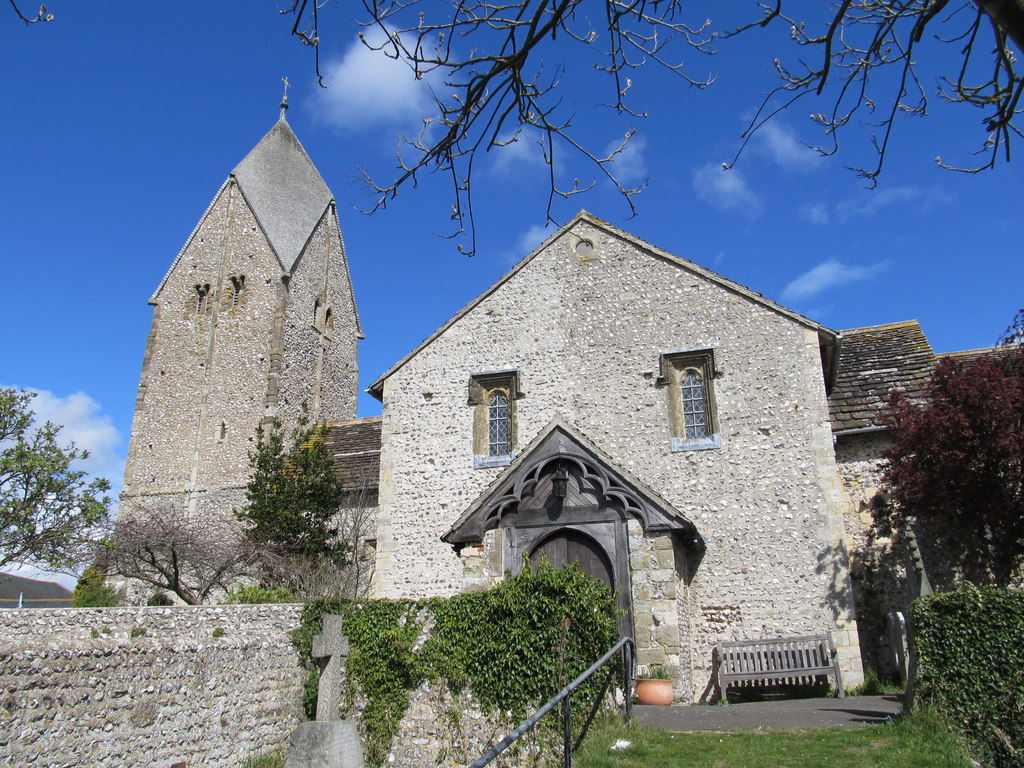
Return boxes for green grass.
[240,750,284,768]
[575,709,972,768]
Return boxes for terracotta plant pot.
[635,678,674,705]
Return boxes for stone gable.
[370,214,862,697]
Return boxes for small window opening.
[218,422,227,442]
[195,284,210,315]
[230,275,245,308]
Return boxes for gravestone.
[284,615,364,768]
[312,614,349,722]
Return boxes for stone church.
[121,110,963,700]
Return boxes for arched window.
[230,275,245,308]
[659,349,719,451]
[324,308,334,339]
[487,391,511,457]
[195,284,210,315]
[680,370,708,439]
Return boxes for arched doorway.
[529,528,614,589]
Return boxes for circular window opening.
[574,239,594,258]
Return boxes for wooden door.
[529,528,613,588]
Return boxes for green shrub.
[71,567,119,607]
[146,591,173,606]
[212,627,225,638]
[224,584,295,604]
[911,583,1024,767]
[130,625,147,638]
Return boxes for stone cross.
[311,614,349,722]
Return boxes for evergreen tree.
[237,408,349,566]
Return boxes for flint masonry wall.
[0,605,304,768]
[122,182,282,504]
[374,217,864,696]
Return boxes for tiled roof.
[937,347,1002,366]
[0,573,73,608]
[829,321,935,433]
[324,417,381,490]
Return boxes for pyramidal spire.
[232,112,333,272]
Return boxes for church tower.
[120,105,361,522]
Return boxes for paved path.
[633,695,903,731]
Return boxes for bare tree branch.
[109,500,261,605]
[8,1,52,24]
[283,0,713,254]
[724,2,1023,184]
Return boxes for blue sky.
[2,2,1021,562]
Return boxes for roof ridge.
[840,320,921,334]
[326,416,383,426]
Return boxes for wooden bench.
[715,633,845,700]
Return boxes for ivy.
[911,584,1024,767]
[293,563,619,768]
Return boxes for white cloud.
[17,388,123,487]
[604,134,648,187]
[495,223,553,265]
[756,122,819,172]
[490,131,548,178]
[833,186,951,222]
[517,224,552,254]
[782,259,888,302]
[692,163,762,218]
[799,202,830,225]
[309,29,440,131]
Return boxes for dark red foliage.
[882,344,1024,586]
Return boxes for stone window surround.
[468,369,522,468]
[194,283,211,316]
[313,297,334,339]
[658,347,721,452]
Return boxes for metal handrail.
[467,636,636,768]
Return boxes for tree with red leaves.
[883,317,1024,587]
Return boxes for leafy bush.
[146,591,173,606]
[911,583,1024,767]
[224,584,295,604]
[294,562,619,768]
[71,567,119,607]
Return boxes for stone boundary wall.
[0,604,304,768]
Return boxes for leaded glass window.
[488,391,511,456]
[659,349,719,451]
[680,371,707,439]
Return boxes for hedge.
[911,583,1024,767]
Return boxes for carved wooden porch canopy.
[442,417,704,551]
